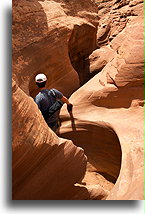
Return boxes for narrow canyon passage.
[68,23,97,86]
[12,0,144,200]
[58,120,122,192]
[27,19,122,195]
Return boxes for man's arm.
[34,96,41,109]
[52,88,73,112]
[61,96,73,112]
[61,96,71,105]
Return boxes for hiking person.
[34,73,73,132]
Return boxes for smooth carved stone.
[12,0,144,200]
[12,0,99,97]
[59,5,143,199]
[12,79,87,200]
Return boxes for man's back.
[34,73,72,132]
[34,88,63,123]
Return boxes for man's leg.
[48,121,58,132]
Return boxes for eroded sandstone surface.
[12,0,99,97]
[12,78,88,199]
[12,0,143,200]
[59,0,144,200]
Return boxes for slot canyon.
[12,0,143,200]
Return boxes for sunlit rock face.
[59,0,144,200]
[12,79,87,200]
[97,0,143,45]
[12,0,100,200]
[12,0,143,200]
[12,0,99,97]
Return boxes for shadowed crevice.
[59,120,122,184]
[68,24,97,86]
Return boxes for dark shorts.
[47,120,58,132]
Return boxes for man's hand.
[61,96,73,112]
[67,103,73,112]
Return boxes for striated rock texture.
[12,78,87,200]
[12,0,99,97]
[12,0,143,200]
[12,0,107,200]
[59,0,144,200]
[96,0,143,45]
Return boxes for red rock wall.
[12,0,102,200]
[12,0,99,97]
[59,0,144,200]
[12,0,144,200]
[12,78,87,199]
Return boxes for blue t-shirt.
[34,88,63,123]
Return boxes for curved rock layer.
[12,0,99,97]
[59,0,144,199]
[59,120,122,183]
[12,0,144,200]
[12,79,87,200]
[12,0,111,200]
[68,23,97,85]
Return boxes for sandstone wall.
[12,0,102,200]
[97,0,143,45]
[12,0,144,200]
[59,0,144,200]
[12,0,99,97]
[12,78,87,199]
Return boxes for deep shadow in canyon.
[24,0,122,196]
[68,23,100,86]
[58,120,122,184]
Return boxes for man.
[34,73,73,132]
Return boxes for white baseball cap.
[35,73,47,83]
